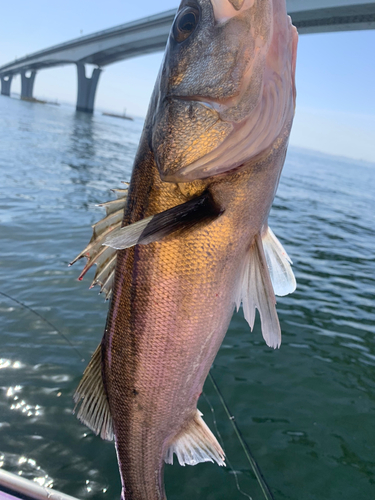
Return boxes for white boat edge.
[0,469,80,500]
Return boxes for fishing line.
[202,391,253,500]
[0,291,85,362]
[207,372,275,500]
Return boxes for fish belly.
[101,142,284,500]
[103,222,244,499]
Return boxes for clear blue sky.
[1,0,374,162]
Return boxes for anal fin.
[73,344,114,441]
[164,410,225,467]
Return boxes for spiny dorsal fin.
[235,234,281,349]
[69,187,128,299]
[104,190,223,250]
[164,410,225,467]
[262,226,296,297]
[73,344,114,441]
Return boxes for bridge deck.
[0,1,374,77]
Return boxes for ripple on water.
[0,452,54,488]
[0,99,374,500]
[0,359,25,370]
[5,385,43,418]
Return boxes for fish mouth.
[166,94,237,116]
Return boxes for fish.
[71,0,298,499]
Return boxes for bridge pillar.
[76,63,102,113]
[1,75,13,96]
[21,70,36,99]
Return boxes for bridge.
[1,0,374,113]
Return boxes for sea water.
[1,96,374,500]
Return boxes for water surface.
[1,96,374,500]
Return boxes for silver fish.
[72,1,298,499]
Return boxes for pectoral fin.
[104,190,223,250]
[165,410,225,467]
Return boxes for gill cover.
[151,0,298,182]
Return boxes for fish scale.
[73,1,298,498]
[102,137,285,499]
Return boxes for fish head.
[151,0,298,182]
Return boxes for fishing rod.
[1,290,274,500]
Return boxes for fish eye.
[173,7,200,43]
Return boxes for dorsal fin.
[69,187,128,299]
[70,188,223,298]
[73,344,114,441]
[71,188,295,326]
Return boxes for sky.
[1,0,374,163]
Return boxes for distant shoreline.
[102,111,133,121]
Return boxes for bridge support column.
[1,75,13,96]
[21,70,36,99]
[76,63,102,113]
